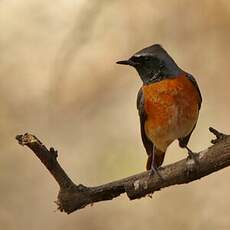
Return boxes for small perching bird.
[117,44,202,175]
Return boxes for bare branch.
[16,128,230,214]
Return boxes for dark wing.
[187,74,202,109]
[179,74,202,147]
[178,125,195,148]
[136,87,153,156]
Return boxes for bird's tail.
[146,149,165,170]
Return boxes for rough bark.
[16,127,230,214]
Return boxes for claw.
[149,165,164,181]
[185,146,198,163]
[184,146,200,176]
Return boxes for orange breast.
[143,75,200,151]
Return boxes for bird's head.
[117,44,183,84]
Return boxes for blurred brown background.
[1,0,230,229]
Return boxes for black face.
[129,55,165,83]
[117,44,183,84]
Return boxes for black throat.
[135,62,184,85]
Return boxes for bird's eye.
[130,56,140,62]
[144,56,151,61]
[159,62,165,69]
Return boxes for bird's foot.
[149,165,164,181]
[185,146,198,163]
[184,146,199,176]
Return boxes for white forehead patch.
[133,53,154,58]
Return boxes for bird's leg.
[184,145,196,159]
[150,162,164,180]
[184,145,200,177]
[149,147,164,180]
[184,145,199,166]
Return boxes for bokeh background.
[1,0,230,229]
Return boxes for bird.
[116,44,202,175]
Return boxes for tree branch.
[15,127,230,214]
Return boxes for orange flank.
[143,74,200,152]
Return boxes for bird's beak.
[116,59,137,67]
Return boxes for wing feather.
[136,87,153,156]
